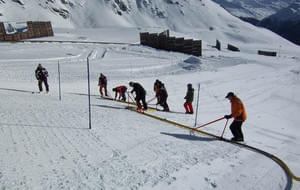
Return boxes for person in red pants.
[98,73,108,97]
[184,83,194,114]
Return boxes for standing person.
[112,85,127,101]
[184,83,194,114]
[35,64,49,93]
[153,79,163,105]
[98,73,108,97]
[156,83,169,112]
[224,92,247,142]
[129,81,148,111]
[153,79,162,93]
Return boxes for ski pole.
[127,92,130,107]
[128,92,136,104]
[147,96,156,104]
[195,117,225,129]
[220,119,229,138]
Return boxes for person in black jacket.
[35,64,49,93]
[156,83,169,111]
[129,81,147,110]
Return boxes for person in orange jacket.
[224,92,247,141]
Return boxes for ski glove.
[224,115,232,119]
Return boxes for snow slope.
[0,0,300,189]
[0,28,300,189]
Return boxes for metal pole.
[195,117,225,129]
[58,61,61,101]
[194,83,200,127]
[220,119,229,138]
[87,51,93,130]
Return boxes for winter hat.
[225,92,234,98]
[187,83,192,88]
[129,82,134,86]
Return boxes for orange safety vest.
[230,96,247,121]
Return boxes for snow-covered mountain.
[257,1,300,45]
[262,1,300,22]
[210,0,295,20]
[0,0,231,29]
[209,0,300,45]
[1,0,297,49]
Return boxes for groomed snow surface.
[0,28,300,189]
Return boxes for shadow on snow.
[161,132,216,142]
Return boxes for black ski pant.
[121,88,127,101]
[229,120,244,140]
[159,96,169,111]
[38,79,49,92]
[136,94,147,110]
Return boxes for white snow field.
[1,0,300,189]
[0,27,299,189]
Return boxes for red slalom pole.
[127,92,130,107]
[220,119,229,138]
[128,92,136,103]
[195,117,225,129]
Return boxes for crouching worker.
[224,92,247,142]
[112,85,127,101]
[184,83,194,114]
[129,81,148,111]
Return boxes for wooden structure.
[258,50,277,56]
[216,39,221,51]
[0,21,53,42]
[140,31,202,56]
[227,44,240,52]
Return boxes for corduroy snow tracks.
[99,96,300,187]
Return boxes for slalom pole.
[128,92,135,103]
[87,50,94,130]
[58,60,62,101]
[147,96,156,104]
[195,117,225,129]
[127,92,130,107]
[194,83,200,127]
[220,119,229,138]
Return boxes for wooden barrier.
[216,39,221,51]
[192,40,202,56]
[140,32,148,45]
[0,22,5,41]
[0,21,54,42]
[228,44,240,52]
[139,32,202,56]
[258,50,277,56]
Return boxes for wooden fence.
[258,50,277,56]
[140,32,202,56]
[0,21,53,42]
[227,44,240,52]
